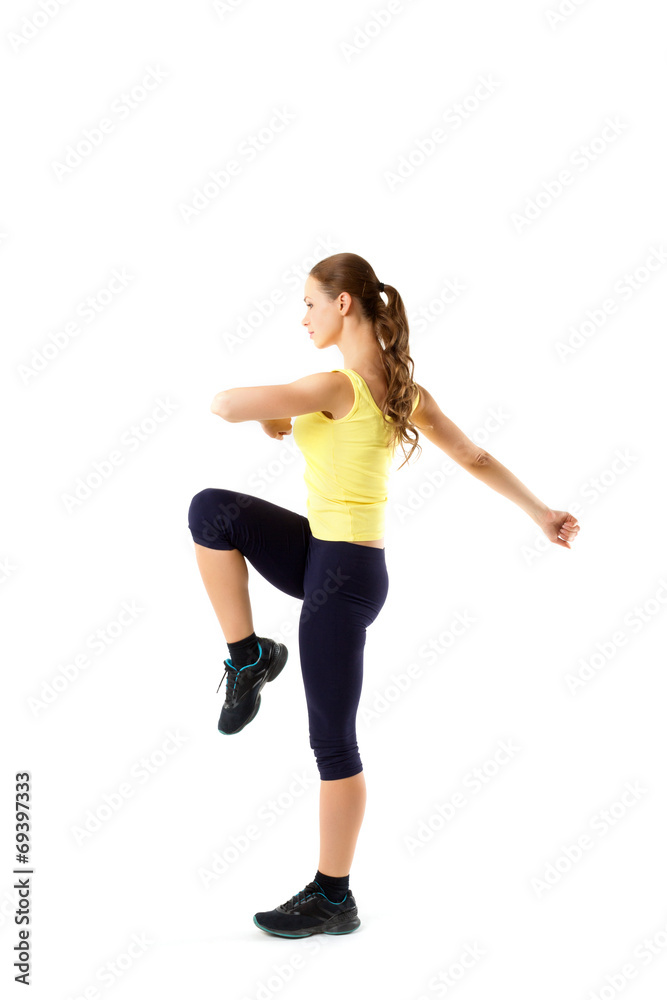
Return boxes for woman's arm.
[465,452,549,523]
[414,385,580,548]
[470,453,580,547]
[211,372,351,422]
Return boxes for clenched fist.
[260,418,293,440]
[536,509,580,549]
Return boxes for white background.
[2,1,666,998]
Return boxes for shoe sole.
[218,641,288,736]
[252,914,361,937]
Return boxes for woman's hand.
[535,508,580,549]
[260,418,292,440]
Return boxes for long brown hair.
[308,252,422,470]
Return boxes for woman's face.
[302,276,343,350]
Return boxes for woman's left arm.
[467,452,580,549]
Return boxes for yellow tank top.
[292,368,420,542]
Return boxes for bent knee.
[188,488,236,548]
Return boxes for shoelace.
[283,882,320,909]
[216,661,236,697]
[216,648,266,698]
[282,880,348,909]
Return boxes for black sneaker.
[253,880,361,938]
[217,638,288,736]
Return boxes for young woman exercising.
[187,251,580,938]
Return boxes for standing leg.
[299,539,389,878]
[318,772,367,876]
[252,539,388,936]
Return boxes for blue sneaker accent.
[217,643,264,700]
[313,881,348,904]
[217,638,288,735]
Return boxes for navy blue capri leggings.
[187,488,389,781]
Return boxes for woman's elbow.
[210,391,231,418]
[472,449,490,466]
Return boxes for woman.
[187,252,580,939]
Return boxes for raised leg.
[193,542,254,643]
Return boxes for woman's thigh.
[188,487,311,600]
[298,538,390,740]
